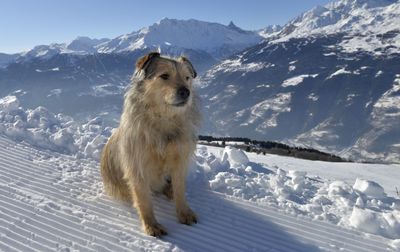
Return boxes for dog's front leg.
[170,163,197,225]
[128,179,167,236]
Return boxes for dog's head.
[134,52,197,111]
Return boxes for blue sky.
[1,0,331,53]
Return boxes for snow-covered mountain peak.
[146,18,260,49]
[279,0,399,37]
[96,18,263,58]
[259,24,283,38]
[15,36,111,61]
[273,0,400,54]
[66,36,110,53]
[2,18,263,63]
[328,0,397,9]
[20,43,66,59]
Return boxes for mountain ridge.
[199,0,400,163]
[1,18,266,65]
[0,0,399,163]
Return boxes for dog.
[100,52,201,237]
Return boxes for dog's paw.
[177,208,197,225]
[143,223,168,237]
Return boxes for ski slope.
[0,135,396,251]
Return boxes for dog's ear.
[179,56,197,78]
[136,52,160,73]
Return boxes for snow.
[221,146,249,167]
[252,151,399,196]
[236,93,292,129]
[349,207,383,236]
[373,75,400,110]
[0,96,19,113]
[327,68,353,79]
[349,207,400,240]
[346,75,400,163]
[376,70,384,77]
[0,97,399,250]
[46,88,62,98]
[258,24,282,38]
[200,146,400,242]
[353,178,386,199]
[17,37,110,61]
[97,18,262,57]
[82,84,126,97]
[9,18,261,65]
[273,0,400,55]
[35,67,60,73]
[66,36,110,53]
[209,57,271,74]
[282,74,318,87]
[0,95,110,158]
[308,93,319,101]
[1,133,394,251]
[0,128,400,251]
[1,2,399,248]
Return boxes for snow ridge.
[10,18,262,63]
[0,97,399,250]
[97,18,262,58]
[0,95,110,159]
[275,0,400,54]
[0,135,396,251]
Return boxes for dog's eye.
[185,76,190,81]
[160,74,169,80]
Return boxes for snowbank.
[192,146,400,240]
[0,95,20,112]
[221,146,249,167]
[353,178,386,199]
[1,95,399,242]
[0,95,110,159]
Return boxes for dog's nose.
[177,87,190,100]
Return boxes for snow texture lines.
[0,135,394,251]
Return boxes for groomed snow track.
[0,136,393,251]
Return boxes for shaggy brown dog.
[100,52,201,237]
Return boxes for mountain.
[280,0,397,34]
[0,19,263,122]
[1,2,399,163]
[96,18,262,59]
[0,53,18,68]
[258,24,282,38]
[17,37,111,61]
[276,0,400,54]
[66,36,110,53]
[199,0,400,163]
[9,18,262,65]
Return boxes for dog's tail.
[100,135,132,203]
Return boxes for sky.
[0,0,331,54]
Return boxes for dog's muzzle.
[172,87,190,106]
